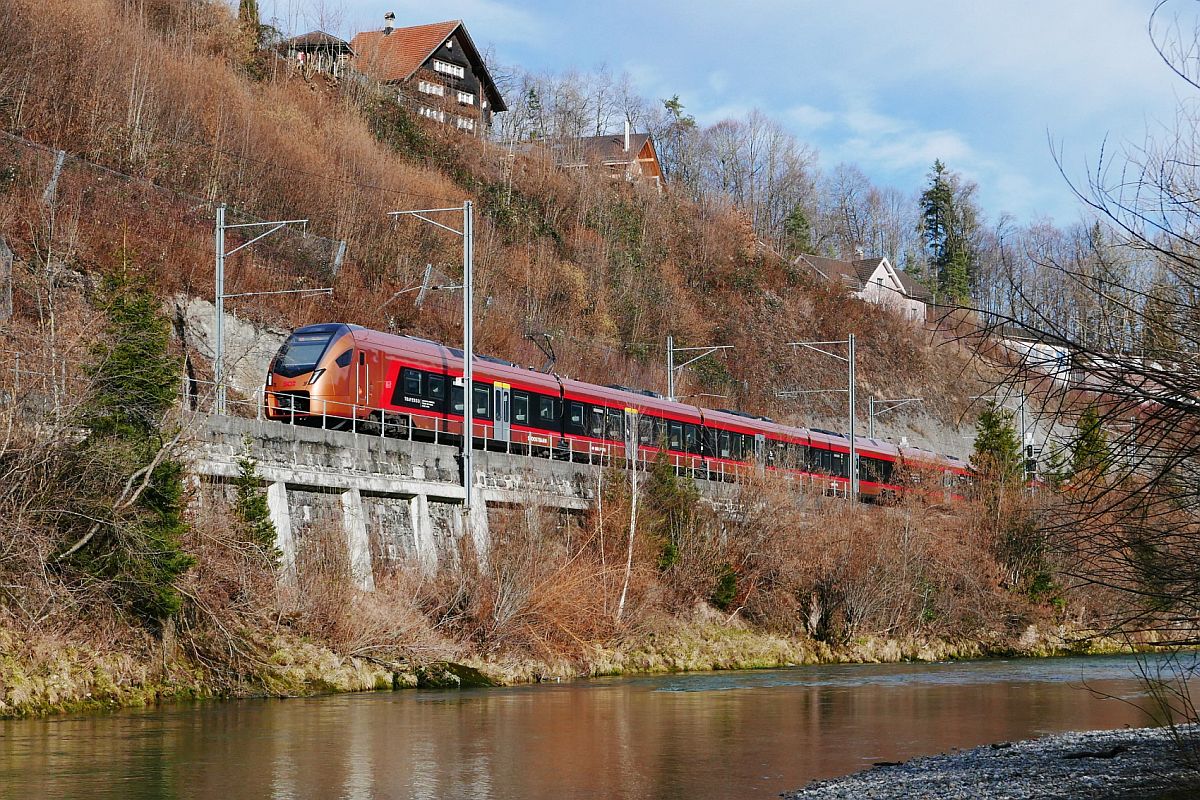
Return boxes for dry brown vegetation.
[0,0,1120,719]
[0,0,984,424]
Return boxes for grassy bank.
[0,618,1138,720]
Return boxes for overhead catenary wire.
[0,129,345,255]
[2,86,466,208]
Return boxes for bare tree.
[964,1,1200,646]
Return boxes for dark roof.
[796,254,865,291]
[557,133,654,165]
[283,31,354,52]
[894,270,932,300]
[796,253,931,301]
[851,257,886,284]
[350,20,507,112]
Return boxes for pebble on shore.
[784,725,1200,800]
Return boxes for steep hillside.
[0,0,986,450]
[0,0,1124,718]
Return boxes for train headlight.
[306,368,325,385]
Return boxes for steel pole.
[868,397,875,440]
[666,334,675,402]
[214,204,225,415]
[462,201,474,513]
[848,333,857,502]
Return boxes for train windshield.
[274,331,334,378]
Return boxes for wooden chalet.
[350,15,507,134]
[555,123,664,190]
[280,31,354,79]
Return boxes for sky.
[264,0,1189,226]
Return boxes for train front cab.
[266,323,358,423]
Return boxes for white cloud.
[814,104,976,175]
[785,104,837,131]
[707,70,730,94]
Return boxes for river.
[0,655,1174,799]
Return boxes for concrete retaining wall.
[186,414,737,590]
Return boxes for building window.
[418,106,445,122]
[456,90,474,105]
[455,116,475,131]
[418,80,445,97]
[432,59,465,79]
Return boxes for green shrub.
[710,563,737,611]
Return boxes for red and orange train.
[264,323,970,501]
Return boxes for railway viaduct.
[187,415,739,591]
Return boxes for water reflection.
[0,656,1171,800]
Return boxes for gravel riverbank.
[785,726,1200,799]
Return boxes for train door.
[624,408,638,465]
[355,350,368,409]
[754,433,766,463]
[493,382,511,444]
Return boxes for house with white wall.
[795,254,929,322]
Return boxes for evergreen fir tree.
[234,447,279,559]
[659,95,698,187]
[972,402,1022,485]
[782,204,814,255]
[238,0,260,33]
[643,449,698,571]
[525,88,544,141]
[1070,406,1109,477]
[918,160,979,304]
[68,259,193,624]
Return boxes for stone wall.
[187,415,606,590]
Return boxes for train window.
[428,374,446,403]
[818,449,832,473]
[862,458,879,482]
[567,402,585,435]
[743,435,756,461]
[638,415,656,445]
[538,396,558,427]
[606,408,624,441]
[335,349,352,368]
[451,384,464,414]
[879,460,894,484]
[684,424,700,454]
[588,406,605,438]
[776,443,791,467]
[513,392,529,425]
[403,368,422,398]
[472,384,491,419]
[701,427,717,455]
[668,421,683,451]
[831,451,847,478]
